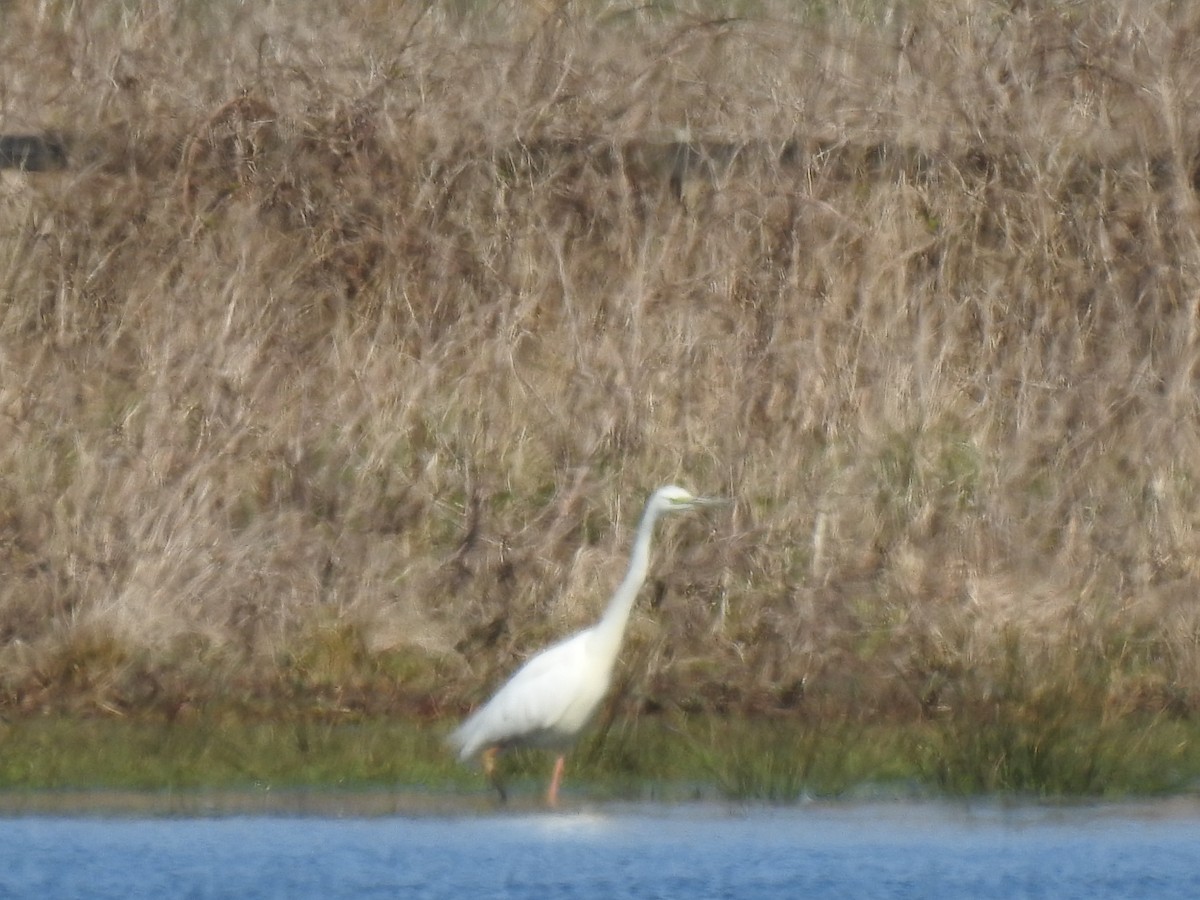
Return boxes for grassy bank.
[1,0,1199,798]
[2,712,1197,801]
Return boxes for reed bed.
[0,0,1198,794]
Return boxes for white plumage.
[450,484,722,804]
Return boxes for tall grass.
[1,0,1198,792]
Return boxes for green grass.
[917,711,1200,797]
[1,713,1196,802]
[0,716,463,792]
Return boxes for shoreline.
[1,713,1197,803]
[1,785,1198,820]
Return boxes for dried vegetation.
[0,0,1198,762]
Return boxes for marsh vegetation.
[1,0,1199,796]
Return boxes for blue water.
[2,799,1199,899]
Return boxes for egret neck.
[588,497,668,668]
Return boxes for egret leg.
[546,754,566,807]
[482,747,507,802]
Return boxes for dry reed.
[0,0,1197,741]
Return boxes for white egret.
[450,484,724,806]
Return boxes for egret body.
[450,484,721,805]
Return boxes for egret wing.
[451,629,596,760]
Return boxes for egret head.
[650,484,726,513]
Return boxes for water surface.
[2,796,1198,899]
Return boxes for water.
[2,797,1199,899]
